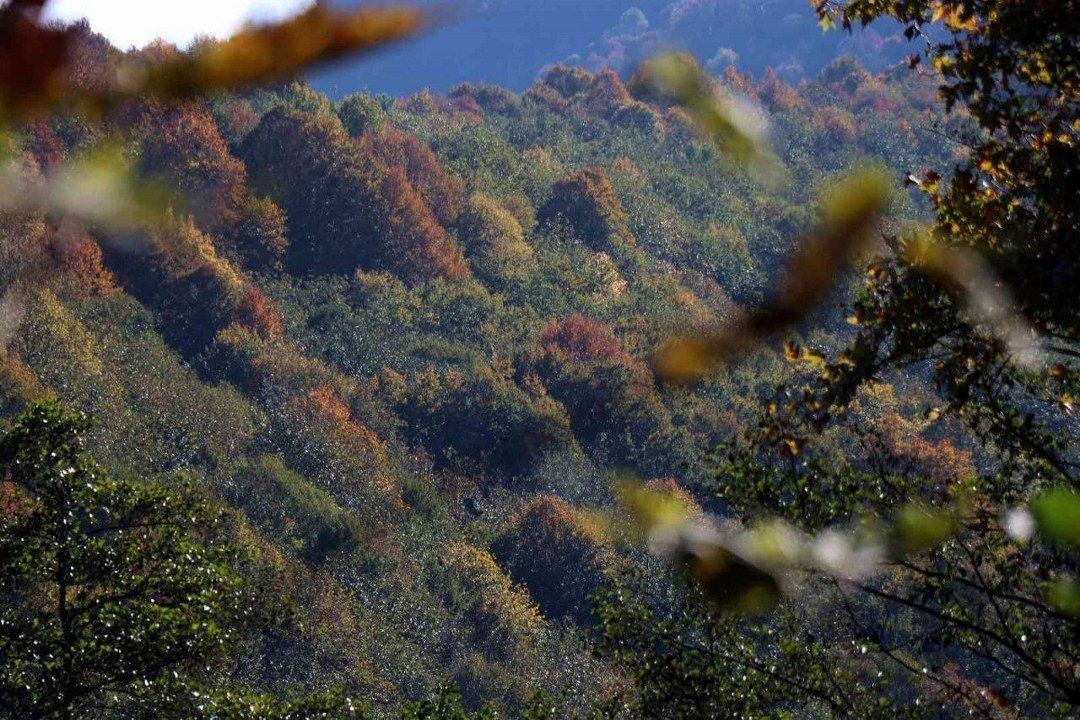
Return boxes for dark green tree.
[0,400,245,718]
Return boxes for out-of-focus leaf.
[616,479,693,535]
[904,233,1043,367]
[618,479,783,613]
[0,0,71,118]
[0,142,168,231]
[1044,577,1080,617]
[655,167,890,383]
[111,6,422,102]
[635,53,774,169]
[1030,488,1080,548]
[892,503,955,554]
[1,3,423,118]
[688,543,782,614]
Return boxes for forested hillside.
[1,2,1077,718]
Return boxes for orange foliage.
[541,314,625,364]
[759,68,805,112]
[234,285,282,340]
[48,224,115,296]
[370,126,466,225]
[815,106,858,145]
[721,66,759,101]
[135,103,246,234]
[241,107,465,283]
[870,412,977,486]
[449,82,520,115]
[216,97,258,142]
[584,68,634,118]
[376,165,470,283]
[301,385,354,427]
[288,385,399,502]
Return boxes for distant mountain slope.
[312,0,913,96]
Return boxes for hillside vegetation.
[2,2,1077,716]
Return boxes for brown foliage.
[216,98,259,143]
[234,286,282,340]
[47,224,116,297]
[584,69,634,118]
[377,166,469,283]
[814,106,858,145]
[541,314,626,365]
[449,83,520,115]
[242,107,467,283]
[370,126,466,226]
[868,411,977,487]
[759,68,805,113]
[135,102,246,234]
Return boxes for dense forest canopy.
[0,0,1076,718]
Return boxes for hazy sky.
[43,0,314,49]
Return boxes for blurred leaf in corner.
[655,167,890,383]
[0,1,425,119]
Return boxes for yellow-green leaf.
[1031,489,1080,548]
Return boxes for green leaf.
[1031,488,1080,547]
[1044,578,1080,617]
[893,504,954,554]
